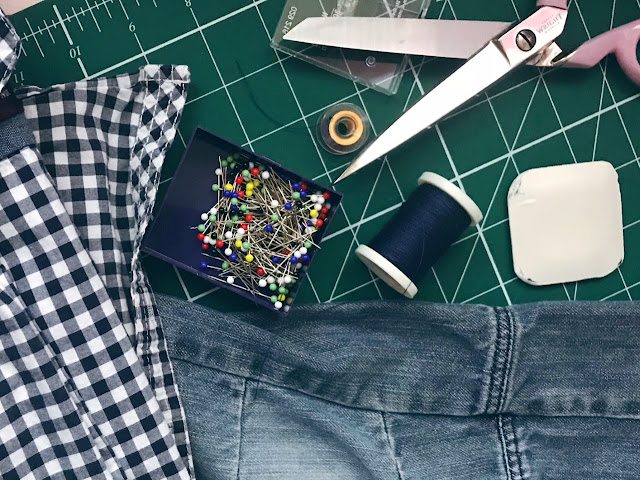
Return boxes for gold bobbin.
[317,103,370,155]
[328,110,365,147]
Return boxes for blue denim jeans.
[157,295,640,480]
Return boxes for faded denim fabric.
[158,295,640,480]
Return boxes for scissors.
[284,0,640,182]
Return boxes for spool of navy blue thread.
[356,173,483,298]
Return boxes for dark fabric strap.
[0,87,22,122]
[0,113,34,159]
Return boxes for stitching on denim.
[235,378,248,480]
[499,415,526,480]
[497,415,514,480]
[497,308,515,412]
[381,412,404,480]
[510,417,526,480]
[486,307,507,414]
[484,308,501,413]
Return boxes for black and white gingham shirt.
[0,9,192,479]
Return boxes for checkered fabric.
[0,9,193,479]
[0,9,18,94]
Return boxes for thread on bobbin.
[317,103,370,155]
[356,173,483,298]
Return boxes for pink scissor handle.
[565,19,640,86]
[536,0,568,9]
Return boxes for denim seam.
[497,415,513,480]
[498,308,516,412]
[380,412,404,480]
[484,309,501,413]
[172,357,640,420]
[486,307,511,414]
[509,417,526,479]
[235,378,248,480]
[497,415,526,480]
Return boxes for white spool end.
[355,245,418,299]
[418,172,483,226]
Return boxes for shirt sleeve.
[0,7,191,479]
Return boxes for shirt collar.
[0,8,20,94]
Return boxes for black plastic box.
[143,127,343,312]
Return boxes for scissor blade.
[335,41,513,182]
[283,17,512,59]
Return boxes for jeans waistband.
[158,295,640,420]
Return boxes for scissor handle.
[565,19,640,86]
[536,0,568,9]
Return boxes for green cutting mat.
[9,0,640,310]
